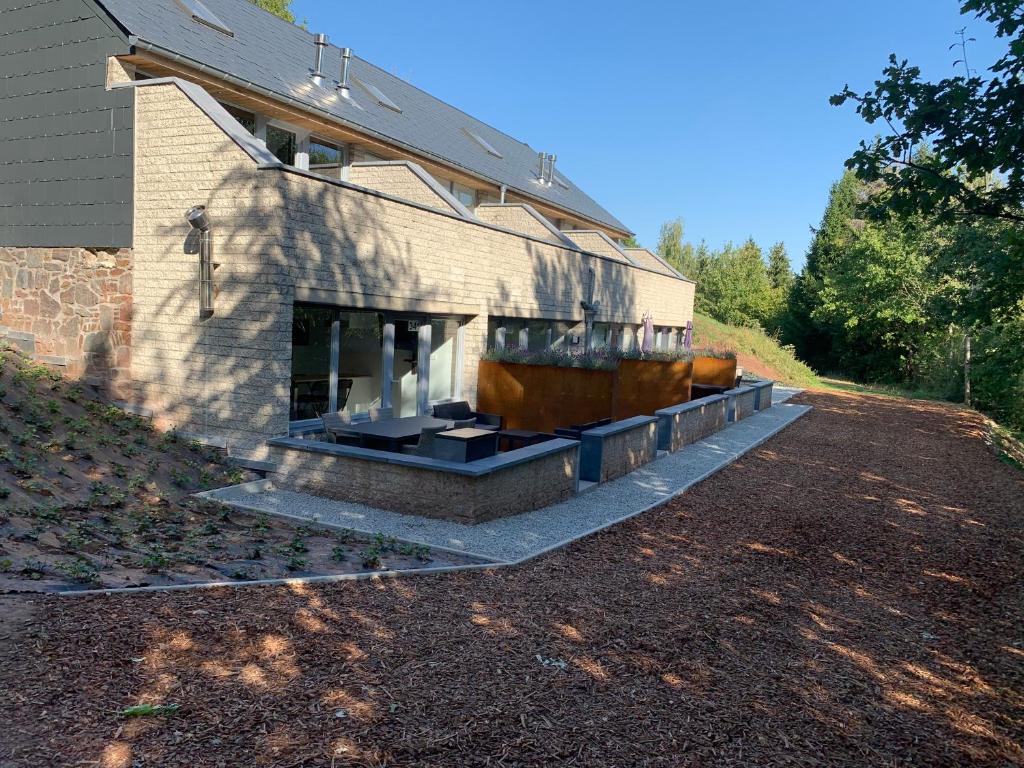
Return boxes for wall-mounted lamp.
[186,205,215,318]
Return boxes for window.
[592,322,611,350]
[309,138,344,179]
[290,305,464,421]
[450,182,476,209]
[462,127,503,159]
[428,318,460,403]
[266,125,297,165]
[352,75,402,113]
[220,103,256,135]
[175,0,234,36]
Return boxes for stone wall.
[0,246,131,393]
[580,416,658,483]
[657,396,728,453]
[753,381,774,410]
[131,81,696,456]
[726,386,756,423]
[268,441,579,524]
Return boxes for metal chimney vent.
[338,47,353,98]
[537,153,556,185]
[310,33,329,85]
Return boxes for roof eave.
[126,37,632,237]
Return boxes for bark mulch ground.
[1,390,1022,767]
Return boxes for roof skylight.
[175,0,234,36]
[553,173,570,190]
[462,128,503,159]
[352,75,401,113]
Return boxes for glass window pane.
[221,103,256,134]
[487,317,525,351]
[592,322,611,349]
[266,125,296,165]
[338,311,384,415]
[550,321,572,349]
[428,318,460,402]
[392,318,421,417]
[527,320,551,351]
[310,139,343,179]
[451,183,476,208]
[290,306,334,420]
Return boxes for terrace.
[239,346,785,528]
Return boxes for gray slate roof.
[94,0,631,234]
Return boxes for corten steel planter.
[613,359,693,420]
[477,360,615,434]
[692,356,738,388]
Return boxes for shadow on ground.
[1,390,1022,767]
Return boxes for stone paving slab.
[208,388,809,564]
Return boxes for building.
[0,0,696,460]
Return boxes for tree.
[697,239,775,329]
[656,218,701,278]
[767,243,794,294]
[830,1,1023,224]
[249,0,295,22]
[783,171,863,368]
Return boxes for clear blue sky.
[292,0,1005,269]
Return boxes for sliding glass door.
[290,304,464,421]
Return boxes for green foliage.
[831,1,1024,225]
[248,0,295,22]
[481,346,698,370]
[121,703,181,718]
[692,313,819,388]
[794,1,1024,431]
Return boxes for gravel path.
[207,390,809,564]
[2,389,1022,767]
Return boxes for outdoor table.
[434,427,499,463]
[498,429,548,452]
[343,415,452,452]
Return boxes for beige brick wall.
[347,163,461,215]
[563,231,630,264]
[474,205,564,245]
[130,82,696,456]
[269,443,579,523]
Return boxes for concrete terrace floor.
[2,389,1022,767]
[207,388,808,564]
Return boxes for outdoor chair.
[368,405,393,422]
[430,400,502,431]
[453,418,477,429]
[319,411,360,445]
[400,425,447,458]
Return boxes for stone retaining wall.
[267,439,579,524]
[657,395,728,453]
[0,246,132,394]
[580,416,658,483]
[753,381,775,410]
[726,386,756,423]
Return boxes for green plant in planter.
[690,347,737,360]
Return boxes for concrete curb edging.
[58,395,810,597]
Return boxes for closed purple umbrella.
[641,312,655,355]
[683,320,693,351]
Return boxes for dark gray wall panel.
[0,0,132,247]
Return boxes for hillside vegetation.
[0,344,453,591]
[691,312,819,387]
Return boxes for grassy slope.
[0,345,447,590]
[690,312,820,387]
